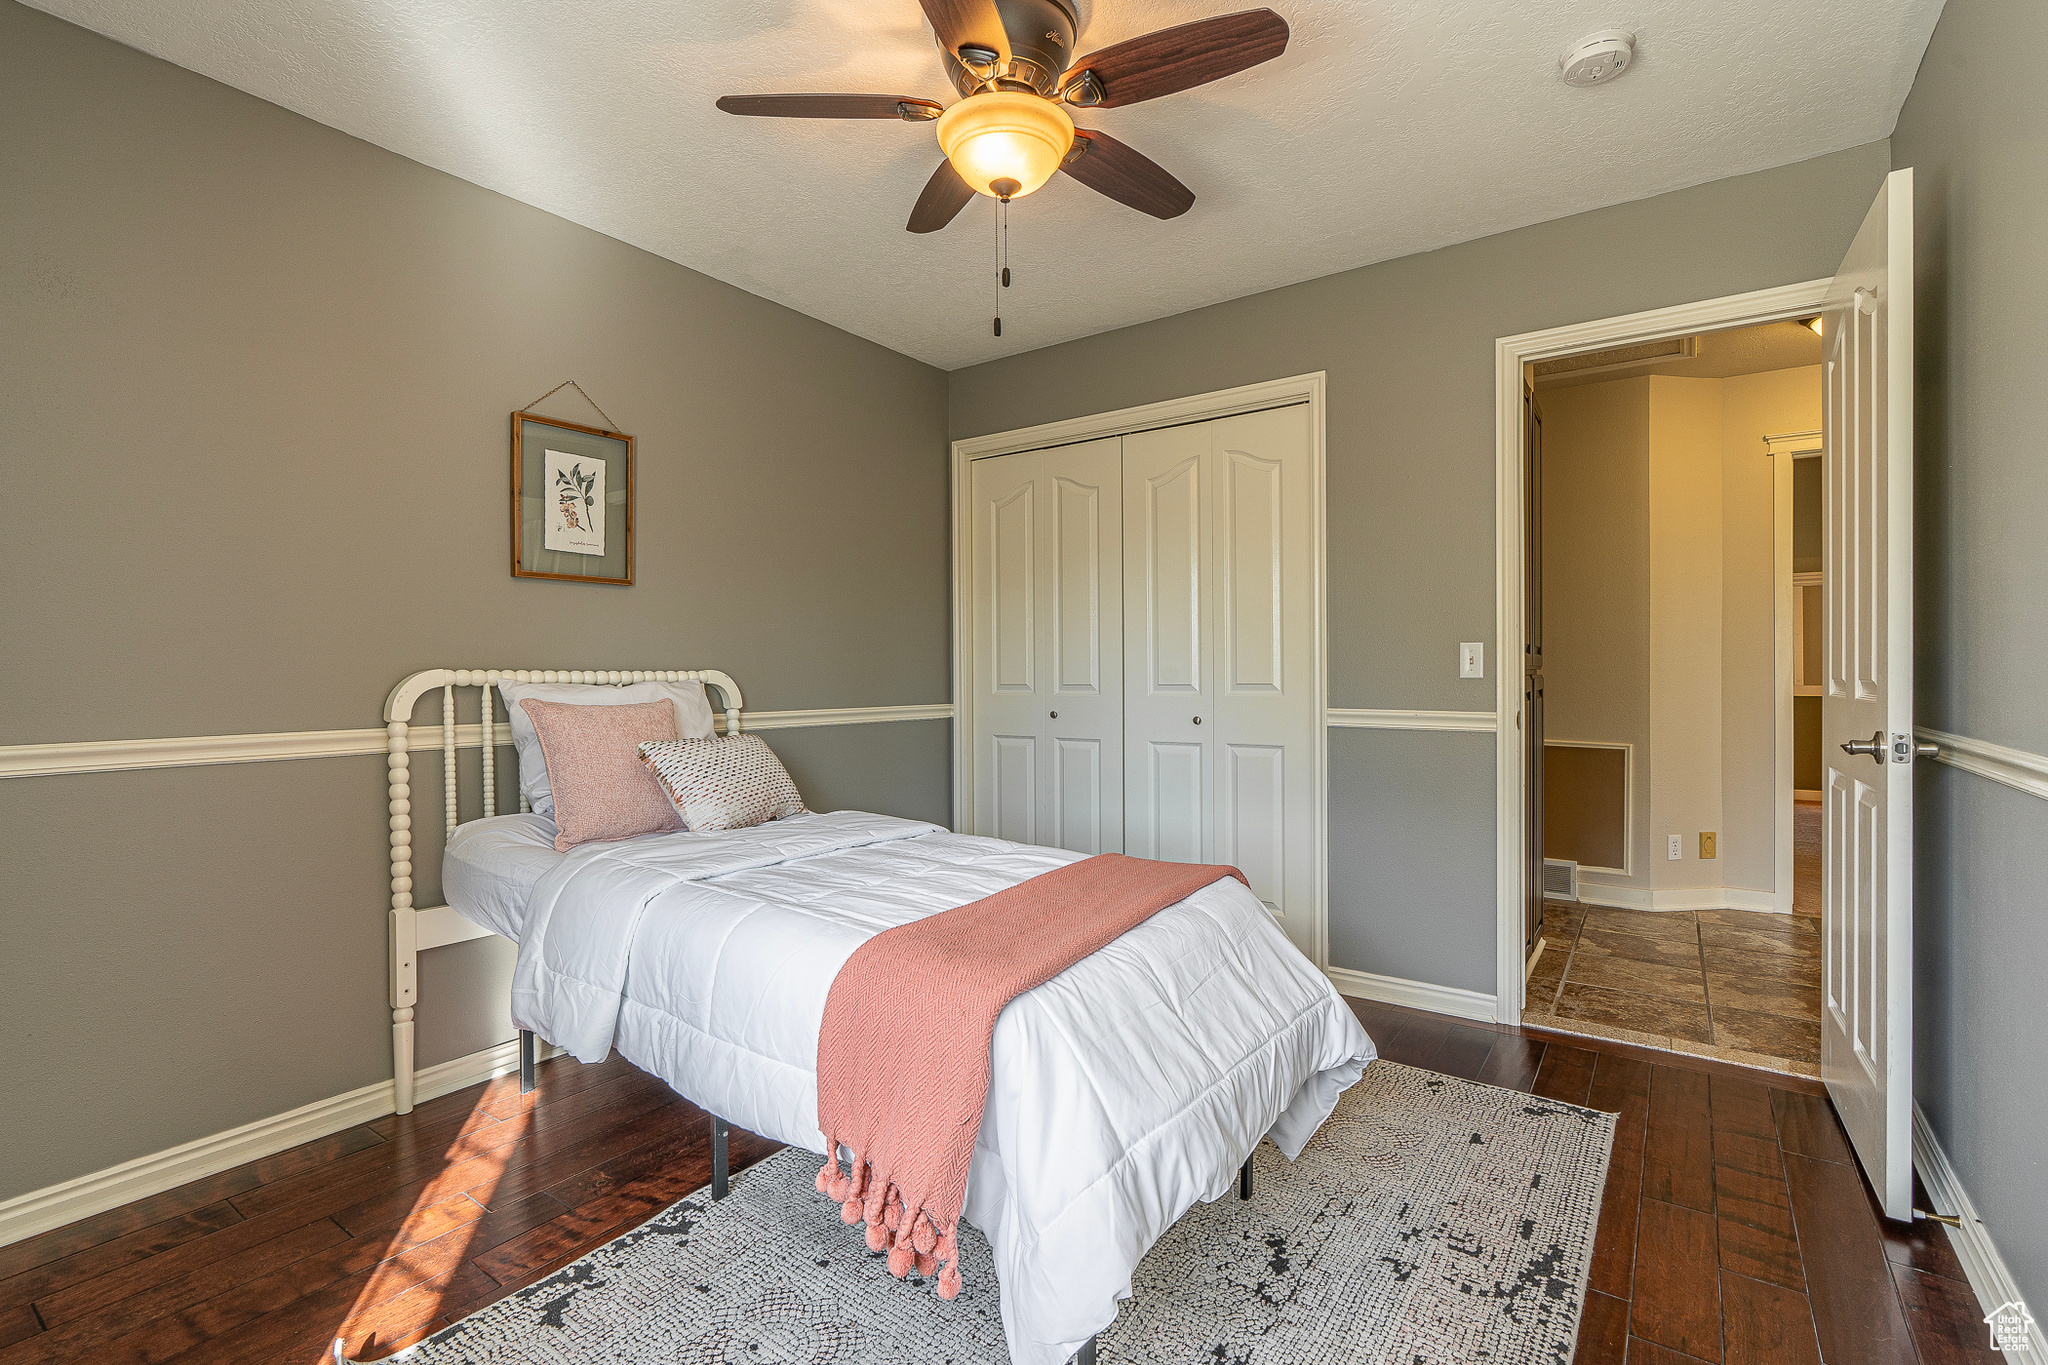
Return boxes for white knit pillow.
[639,734,808,833]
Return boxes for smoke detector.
[1559,30,1635,86]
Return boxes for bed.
[384,667,1375,1365]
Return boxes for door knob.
[1840,730,1886,764]
[1049,711,1057,719]
[1192,716,1202,725]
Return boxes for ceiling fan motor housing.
[941,0,1079,98]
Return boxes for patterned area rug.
[348,1062,1614,1365]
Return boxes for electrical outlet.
[1700,831,1717,859]
[1666,834,1683,861]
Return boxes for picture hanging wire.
[518,379,619,432]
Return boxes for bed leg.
[391,1008,415,1116]
[711,1115,729,1200]
[1074,1335,1098,1364]
[518,1029,536,1095]
[1239,1151,1254,1201]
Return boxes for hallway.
[1525,801,1827,1075]
[1794,798,1821,918]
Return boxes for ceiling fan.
[716,1,1291,233]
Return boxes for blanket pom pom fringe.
[818,1152,964,1297]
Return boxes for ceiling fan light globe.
[936,91,1074,199]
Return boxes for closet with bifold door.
[966,403,1318,951]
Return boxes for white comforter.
[505,810,1374,1364]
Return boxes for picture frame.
[511,411,634,585]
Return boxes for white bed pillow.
[497,678,716,818]
[638,734,808,832]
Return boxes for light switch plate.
[1460,642,1484,679]
[1699,831,1717,859]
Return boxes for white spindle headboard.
[381,667,745,1114]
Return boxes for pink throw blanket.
[814,853,1247,1298]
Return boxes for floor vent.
[1542,858,1579,901]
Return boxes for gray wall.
[0,3,951,1199]
[1892,0,2048,1311]
[951,142,1892,993]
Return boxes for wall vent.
[1542,858,1579,901]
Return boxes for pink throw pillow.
[518,698,686,851]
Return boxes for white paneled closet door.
[1124,405,1317,952]
[1123,422,1211,865]
[968,438,1125,854]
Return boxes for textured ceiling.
[27,0,1943,369]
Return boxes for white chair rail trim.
[1917,727,2048,804]
[0,704,955,779]
[0,1036,562,1252]
[1325,708,1497,732]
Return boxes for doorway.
[1520,320,1825,1074]
[1487,276,1834,1027]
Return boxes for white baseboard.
[1574,882,1784,914]
[1913,1103,2045,1365]
[0,1036,561,1251]
[1326,966,1499,1024]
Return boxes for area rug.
[348,1062,1615,1365]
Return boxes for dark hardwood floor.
[1353,999,2000,1365]
[0,1002,1999,1365]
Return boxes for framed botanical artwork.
[511,411,633,585]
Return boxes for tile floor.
[1526,802,1825,1076]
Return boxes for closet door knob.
[1192,716,1202,725]
[1049,711,1058,719]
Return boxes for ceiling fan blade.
[716,94,943,121]
[908,159,977,233]
[918,0,1011,64]
[1061,8,1289,108]
[1060,129,1194,219]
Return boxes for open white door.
[1820,167,1915,1220]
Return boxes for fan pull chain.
[991,182,1017,338]
[992,196,1005,337]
